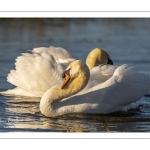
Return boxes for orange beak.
[61,73,71,89]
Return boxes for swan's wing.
[86,64,150,113]
[90,64,118,82]
[80,65,118,92]
[56,65,150,115]
[32,46,77,68]
[7,50,65,97]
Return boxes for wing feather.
[6,47,75,97]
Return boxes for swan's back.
[87,65,150,113]
[80,65,118,93]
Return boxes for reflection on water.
[0,18,150,132]
[1,94,150,132]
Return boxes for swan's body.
[0,47,113,97]
[40,60,150,117]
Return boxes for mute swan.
[0,46,76,97]
[40,60,150,117]
[0,47,114,97]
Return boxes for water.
[0,18,150,132]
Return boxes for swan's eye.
[107,57,113,65]
[62,69,70,78]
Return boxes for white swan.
[0,47,114,97]
[0,46,76,97]
[40,60,150,117]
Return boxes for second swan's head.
[61,60,90,92]
[86,48,113,69]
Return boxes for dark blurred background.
[0,18,150,74]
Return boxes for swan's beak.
[107,57,113,65]
[61,73,70,89]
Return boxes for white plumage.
[81,64,118,92]
[1,46,76,97]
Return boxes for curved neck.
[86,56,99,70]
[86,48,109,69]
[40,69,90,117]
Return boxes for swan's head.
[86,48,113,69]
[61,60,90,89]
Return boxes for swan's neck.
[40,70,89,117]
[86,56,99,70]
[86,48,108,69]
[86,51,101,69]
